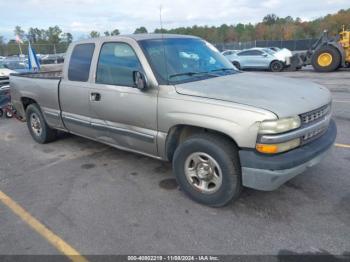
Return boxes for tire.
[26,104,57,144]
[0,109,3,118]
[5,110,13,118]
[311,45,341,72]
[172,133,242,207]
[270,60,284,72]
[233,61,241,70]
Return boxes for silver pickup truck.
[10,34,337,207]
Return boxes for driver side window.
[96,42,142,87]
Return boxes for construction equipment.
[299,26,350,72]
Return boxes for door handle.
[90,92,101,101]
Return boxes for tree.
[45,26,62,45]
[104,31,110,36]
[134,27,148,34]
[110,29,120,36]
[14,26,25,40]
[89,31,100,38]
[28,27,45,43]
[263,14,278,25]
[61,32,73,44]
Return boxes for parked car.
[10,34,336,207]
[221,50,239,64]
[269,47,281,52]
[231,48,291,72]
[0,62,16,87]
[4,60,30,73]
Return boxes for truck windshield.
[139,38,237,84]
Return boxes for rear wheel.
[270,60,284,72]
[311,46,341,72]
[26,104,58,144]
[5,110,13,118]
[0,109,3,118]
[172,133,242,207]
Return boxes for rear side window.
[96,42,142,87]
[68,44,95,82]
[237,51,250,56]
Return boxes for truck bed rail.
[11,71,62,80]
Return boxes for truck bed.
[10,71,63,123]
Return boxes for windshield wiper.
[210,68,236,73]
[169,71,218,79]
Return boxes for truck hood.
[174,72,331,118]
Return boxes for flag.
[28,42,40,71]
[15,35,23,44]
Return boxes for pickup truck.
[10,34,337,207]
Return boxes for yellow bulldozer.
[296,26,350,72]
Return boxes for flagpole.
[18,42,22,55]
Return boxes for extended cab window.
[68,43,95,82]
[96,42,142,87]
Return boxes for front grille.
[302,125,328,144]
[0,77,9,87]
[301,104,330,125]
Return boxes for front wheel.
[26,104,58,144]
[233,61,241,70]
[270,61,284,72]
[173,133,242,207]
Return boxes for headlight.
[256,138,301,154]
[258,116,301,134]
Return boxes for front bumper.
[239,119,337,191]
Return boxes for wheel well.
[270,59,282,66]
[165,125,239,161]
[21,97,37,110]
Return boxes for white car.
[230,48,292,72]
[0,62,16,87]
[221,50,239,62]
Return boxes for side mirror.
[262,53,268,57]
[133,71,148,90]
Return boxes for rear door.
[59,43,95,138]
[89,41,158,156]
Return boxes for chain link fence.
[0,43,69,57]
[215,38,318,52]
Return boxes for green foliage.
[14,26,25,39]
[1,25,71,56]
[134,27,148,34]
[89,31,100,38]
[104,29,120,36]
[111,29,120,36]
[154,8,350,42]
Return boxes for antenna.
[159,5,163,32]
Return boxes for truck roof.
[73,33,199,45]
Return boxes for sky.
[0,0,349,41]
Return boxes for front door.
[89,42,158,156]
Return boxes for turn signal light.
[256,144,279,154]
[256,138,301,154]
